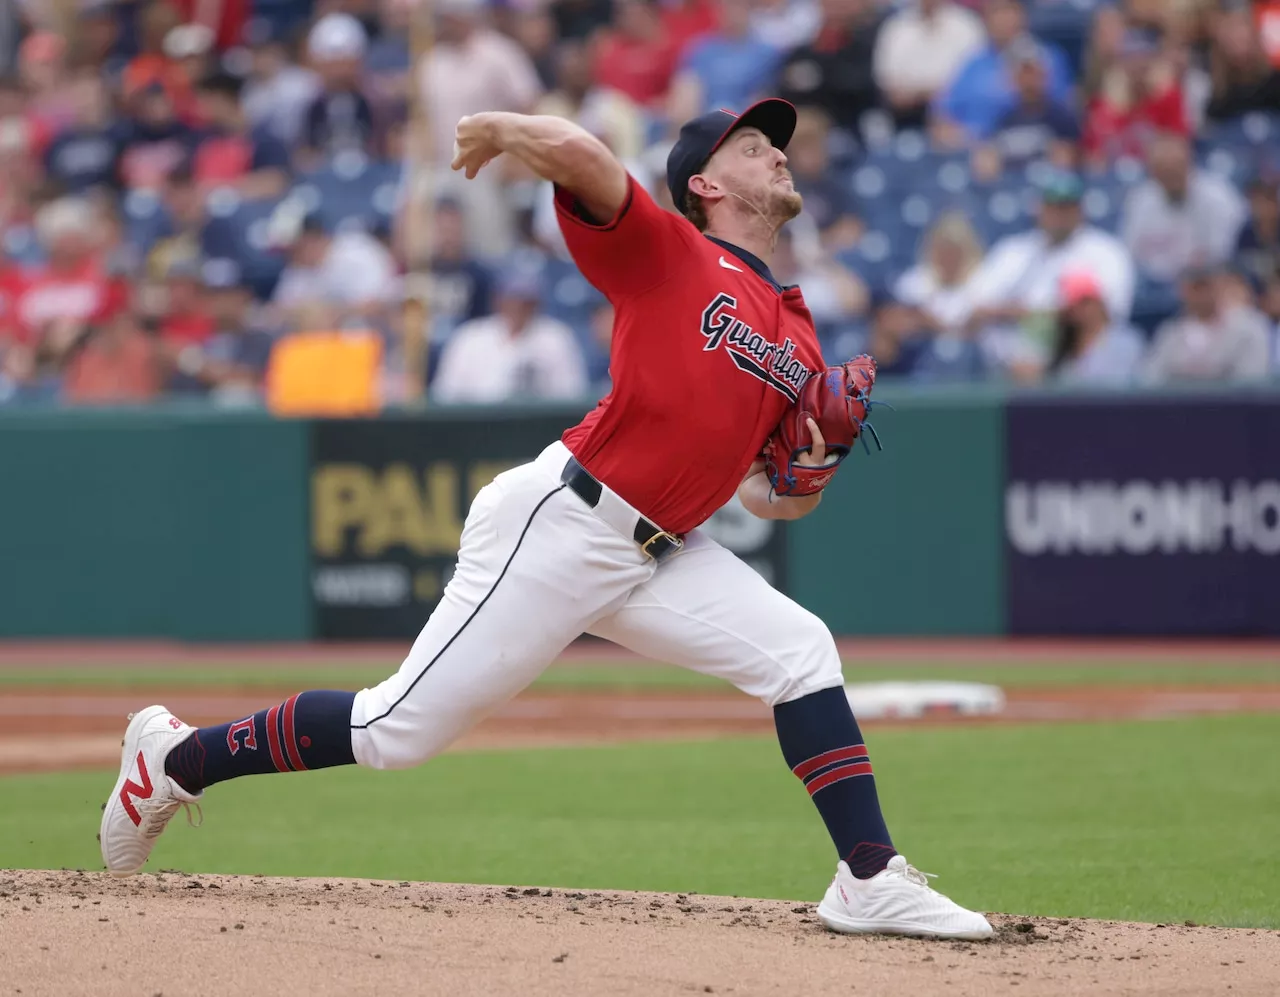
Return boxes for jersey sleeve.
[554,174,696,300]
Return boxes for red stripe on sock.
[281,694,308,772]
[805,761,874,796]
[792,745,869,781]
[264,705,289,772]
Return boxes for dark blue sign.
[1005,396,1280,635]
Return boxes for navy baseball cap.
[666,98,797,214]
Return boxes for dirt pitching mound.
[2,871,1275,997]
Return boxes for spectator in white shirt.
[1142,264,1271,384]
[433,265,588,403]
[960,170,1136,372]
[271,211,398,329]
[872,0,987,130]
[895,211,985,335]
[1120,131,1248,284]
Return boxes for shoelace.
[135,797,203,839]
[893,862,939,890]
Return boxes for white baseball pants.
[349,441,844,770]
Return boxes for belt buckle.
[641,531,683,561]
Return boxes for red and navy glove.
[764,355,880,498]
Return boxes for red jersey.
[556,176,824,535]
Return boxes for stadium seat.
[293,153,403,233]
[201,191,289,299]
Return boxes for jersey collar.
[705,235,792,294]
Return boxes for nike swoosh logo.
[718,256,744,272]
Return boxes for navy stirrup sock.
[165,690,357,794]
[774,685,897,879]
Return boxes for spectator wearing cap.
[301,13,382,164]
[192,72,291,199]
[785,105,862,253]
[432,263,588,403]
[429,197,493,344]
[163,23,217,107]
[43,73,122,194]
[960,170,1135,372]
[270,210,398,329]
[1142,264,1272,384]
[1083,30,1188,166]
[1026,268,1145,386]
[535,39,646,162]
[242,23,322,149]
[14,198,126,347]
[872,0,986,132]
[976,36,1081,175]
[777,0,884,139]
[168,258,275,400]
[1206,7,1280,122]
[1120,131,1246,285]
[667,0,784,123]
[931,0,1073,147]
[1235,175,1280,291]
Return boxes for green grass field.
[2,657,1278,691]
[4,714,1278,929]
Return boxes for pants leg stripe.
[350,484,567,731]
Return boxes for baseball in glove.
[764,354,881,498]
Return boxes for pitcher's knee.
[766,612,844,707]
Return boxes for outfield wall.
[1,387,1276,639]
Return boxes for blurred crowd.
[1,0,1280,409]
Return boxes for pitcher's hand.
[451,114,502,179]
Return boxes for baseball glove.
[764,354,881,497]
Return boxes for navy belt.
[560,457,684,564]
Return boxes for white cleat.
[99,705,203,877]
[817,856,994,940]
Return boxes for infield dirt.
[2,869,1276,997]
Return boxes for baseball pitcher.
[100,99,992,939]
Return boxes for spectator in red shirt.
[593,0,681,110]
[62,312,163,405]
[661,0,717,54]
[15,198,124,348]
[1084,31,1187,167]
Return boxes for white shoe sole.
[99,705,170,878]
[817,902,994,940]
